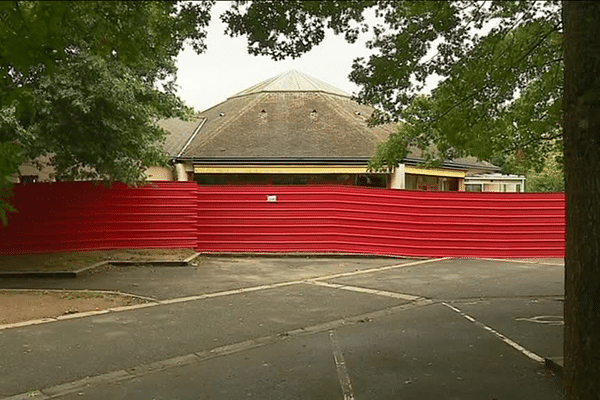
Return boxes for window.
[405,174,417,190]
[310,174,353,185]
[355,174,387,188]
[195,175,227,185]
[20,175,39,184]
[441,177,460,191]
[465,184,483,192]
[272,175,308,185]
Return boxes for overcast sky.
[175,1,373,113]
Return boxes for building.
[465,173,526,192]
[159,70,499,190]
[14,70,518,191]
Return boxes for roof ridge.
[229,70,351,98]
[189,93,268,152]
[176,117,207,157]
[177,91,398,159]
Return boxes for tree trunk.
[562,2,600,399]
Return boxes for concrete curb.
[0,270,79,279]
[0,252,201,279]
[196,252,417,259]
[544,357,564,378]
[0,252,412,278]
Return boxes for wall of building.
[395,166,466,191]
[390,165,405,189]
[466,181,525,192]
[404,174,462,191]
[465,174,525,193]
[12,157,55,183]
[193,173,387,187]
[145,166,175,181]
[12,161,178,183]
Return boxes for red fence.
[0,182,198,254]
[1,183,565,257]
[197,186,565,258]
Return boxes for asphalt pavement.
[0,256,565,399]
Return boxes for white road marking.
[1,391,49,400]
[330,331,355,400]
[157,281,299,305]
[0,288,158,302]
[0,258,446,331]
[1,302,433,400]
[515,316,564,326]
[480,258,564,267]
[311,257,451,282]
[463,314,476,323]
[442,302,545,364]
[309,281,421,301]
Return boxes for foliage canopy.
[224,1,563,172]
[0,0,213,223]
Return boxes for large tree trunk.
[562,2,600,399]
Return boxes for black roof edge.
[171,156,500,171]
[402,157,500,172]
[173,157,371,166]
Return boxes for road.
[0,256,565,399]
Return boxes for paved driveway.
[0,256,564,399]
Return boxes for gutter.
[175,157,371,166]
[171,156,499,172]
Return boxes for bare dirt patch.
[0,249,198,326]
[0,248,197,272]
[0,290,149,325]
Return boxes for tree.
[562,2,600,398]
[525,152,564,192]
[223,1,562,172]
[0,1,214,223]
[223,0,599,397]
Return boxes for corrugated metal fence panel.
[196,186,565,258]
[0,182,198,254]
[1,183,564,257]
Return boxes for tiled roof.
[160,70,498,172]
[180,91,392,158]
[157,118,202,156]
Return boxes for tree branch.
[507,132,563,153]
[428,24,561,125]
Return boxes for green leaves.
[0,140,22,225]
[359,2,563,171]
[222,1,373,60]
[223,1,563,173]
[0,1,213,223]
[28,50,173,184]
[525,153,564,192]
